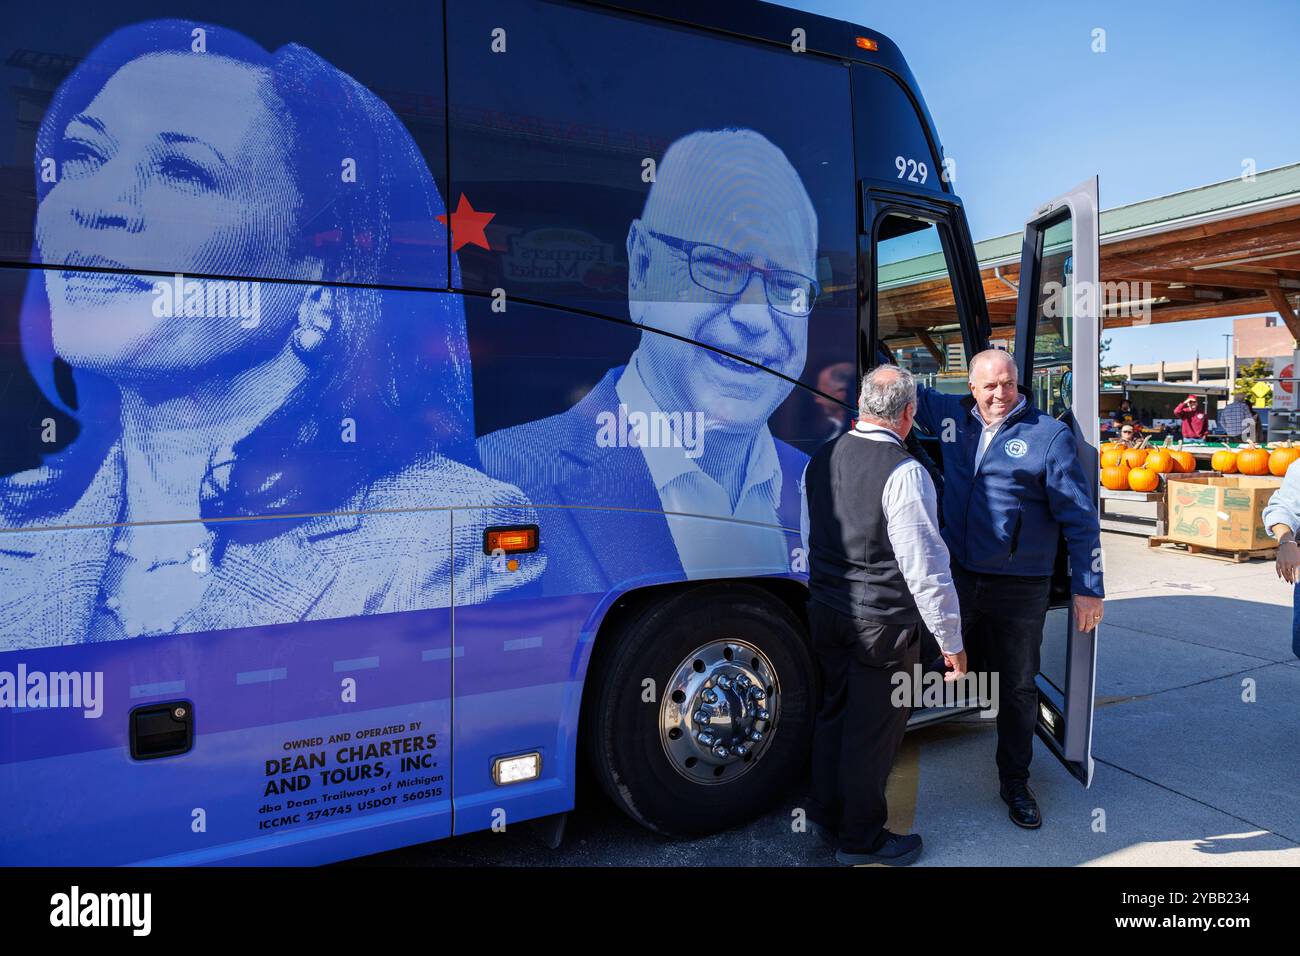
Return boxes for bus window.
[874,214,969,392]
[1027,215,1076,420]
[447,0,857,396]
[853,65,945,193]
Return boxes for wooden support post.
[1267,288,1300,341]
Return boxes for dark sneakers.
[1000,781,1042,829]
[835,830,923,867]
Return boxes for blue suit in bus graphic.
[479,128,817,593]
[0,21,541,650]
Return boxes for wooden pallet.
[1146,535,1277,563]
[1099,487,1168,537]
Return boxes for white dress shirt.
[973,396,1027,471]
[800,422,963,655]
[615,355,790,577]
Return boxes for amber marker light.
[483,525,539,555]
[855,36,878,51]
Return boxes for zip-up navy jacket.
[914,385,1104,598]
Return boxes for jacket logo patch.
[1004,438,1028,458]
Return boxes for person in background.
[1174,394,1209,441]
[1117,423,1138,447]
[1262,462,1300,660]
[1110,398,1137,427]
[1246,407,1263,443]
[1218,394,1253,441]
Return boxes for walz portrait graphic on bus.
[480,128,817,593]
[0,20,542,650]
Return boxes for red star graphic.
[437,194,495,252]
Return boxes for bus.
[0,0,1100,865]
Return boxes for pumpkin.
[1101,465,1131,491]
[1100,440,1123,454]
[1100,448,1125,469]
[1144,449,1176,474]
[1122,447,1149,469]
[1211,449,1238,474]
[1237,442,1270,476]
[1127,467,1160,492]
[1269,442,1300,477]
[1169,445,1197,474]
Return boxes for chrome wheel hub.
[659,639,779,784]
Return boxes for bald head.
[640,128,817,271]
[968,348,1019,425]
[968,348,1017,384]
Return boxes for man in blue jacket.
[914,348,1104,829]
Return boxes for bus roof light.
[855,37,878,51]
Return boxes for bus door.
[1011,177,1102,786]
[861,189,987,474]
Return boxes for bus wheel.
[583,583,815,836]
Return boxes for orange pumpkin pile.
[1098,435,1181,493]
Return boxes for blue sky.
[786,0,1300,366]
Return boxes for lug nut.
[712,744,731,759]
[716,675,732,690]
[749,730,763,742]
[698,731,716,746]
[757,709,771,722]
[733,743,749,757]
[693,710,711,724]
[702,690,718,705]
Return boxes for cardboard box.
[1166,475,1282,551]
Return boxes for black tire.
[582,583,816,836]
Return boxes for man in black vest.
[801,364,966,866]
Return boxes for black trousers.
[951,563,1052,785]
[807,599,919,851]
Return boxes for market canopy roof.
[881,163,1300,347]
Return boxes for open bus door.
[1011,177,1101,786]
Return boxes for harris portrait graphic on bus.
[0,20,541,649]
[478,128,817,593]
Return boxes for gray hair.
[858,365,917,426]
